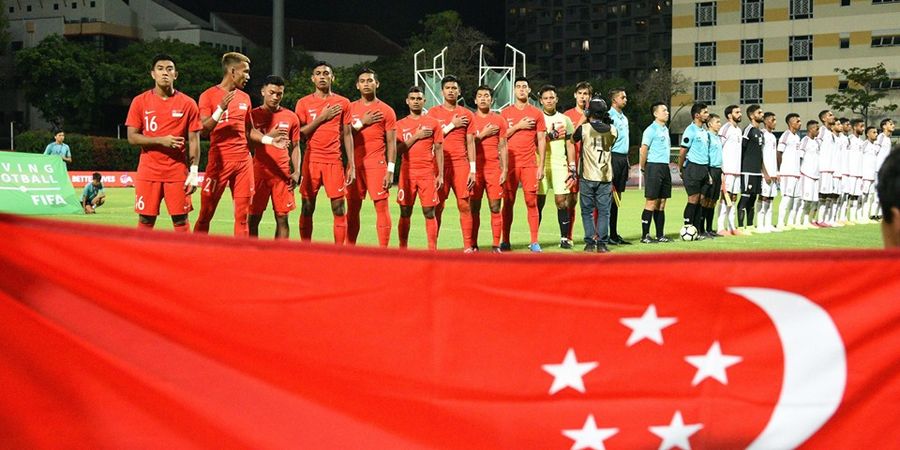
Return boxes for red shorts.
[300,160,346,200]
[472,169,505,201]
[438,162,471,202]
[505,165,539,195]
[397,174,438,208]
[134,179,193,216]
[347,166,390,201]
[250,171,296,215]
[202,157,254,201]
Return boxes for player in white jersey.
[798,120,821,229]
[859,126,880,224]
[718,105,743,234]
[845,119,865,223]
[758,111,780,232]
[834,118,852,224]
[815,110,837,226]
[872,118,895,220]
[827,118,849,226]
[777,113,803,229]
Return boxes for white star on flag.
[620,304,678,346]
[562,414,619,450]
[684,341,743,386]
[542,348,599,395]
[648,410,704,450]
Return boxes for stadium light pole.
[272,0,284,77]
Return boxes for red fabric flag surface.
[0,214,898,449]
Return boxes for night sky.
[172,0,506,45]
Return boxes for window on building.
[872,35,900,47]
[7,6,13,13]
[91,1,97,7]
[741,39,763,64]
[582,40,590,52]
[840,34,850,48]
[741,0,764,23]
[790,0,812,19]
[872,0,900,3]
[789,35,813,61]
[54,4,59,10]
[695,2,717,27]
[695,42,717,66]
[27,5,32,12]
[72,2,78,9]
[875,79,900,89]
[841,0,850,5]
[695,81,717,104]
[11,41,24,52]
[741,79,763,103]
[789,77,812,102]
[838,81,849,91]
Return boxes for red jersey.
[565,108,586,155]
[396,115,443,179]
[348,99,397,169]
[125,89,202,182]
[426,104,474,165]
[471,112,508,173]
[198,86,253,162]
[250,106,301,179]
[500,104,546,168]
[295,93,351,164]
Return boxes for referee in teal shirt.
[639,102,672,243]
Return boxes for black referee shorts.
[611,153,629,194]
[703,167,723,201]
[683,161,710,196]
[644,162,672,200]
[741,174,762,195]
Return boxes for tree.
[14,35,121,132]
[826,63,898,126]
[634,61,691,130]
[113,39,222,101]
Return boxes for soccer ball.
[680,225,698,241]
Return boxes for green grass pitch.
[51,187,883,253]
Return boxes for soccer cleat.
[499,242,512,251]
[596,243,611,253]
[769,226,783,233]
[640,235,657,244]
[611,235,632,245]
[755,227,771,234]
[703,231,718,239]
[716,229,731,236]
[583,243,597,252]
[463,247,477,254]
[656,236,672,243]
[491,246,502,253]
[560,238,573,249]
[529,242,543,253]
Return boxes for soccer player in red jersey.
[346,68,397,247]
[248,75,301,239]
[295,61,355,244]
[195,52,287,237]
[470,85,509,252]
[427,75,477,251]
[500,77,547,252]
[396,86,444,250]
[564,82,592,242]
[125,53,202,232]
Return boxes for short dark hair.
[475,85,493,97]
[575,81,593,94]
[866,126,878,135]
[608,87,625,99]
[838,117,850,124]
[851,118,864,127]
[877,144,900,223]
[92,172,102,181]
[151,53,175,68]
[356,66,377,80]
[708,113,721,122]
[408,85,423,95]
[747,104,762,115]
[690,103,707,118]
[312,61,334,73]
[818,110,831,121]
[807,120,819,128]
[514,76,529,85]
[651,102,667,115]
[763,111,776,121]
[538,84,557,97]
[441,75,460,88]
[881,118,894,129]
[725,105,740,117]
[785,113,800,124]
[263,75,285,87]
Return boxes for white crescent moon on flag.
[730,287,847,450]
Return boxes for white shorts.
[761,178,779,198]
[802,175,819,202]
[780,175,801,197]
[724,173,741,194]
[861,179,875,195]
[819,172,834,195]
[842,176,859,196]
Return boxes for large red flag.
[1,214,898,449]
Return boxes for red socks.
[346,197,363,245]
[374,199,392,247]
[425,217,438,250]
[398,216,411,248]
[299,215,313,241]
[233,196,250,237]
[490,211,502,246]
[173,220,190,233]
[525,192,540,243]
[333,214,347,244]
